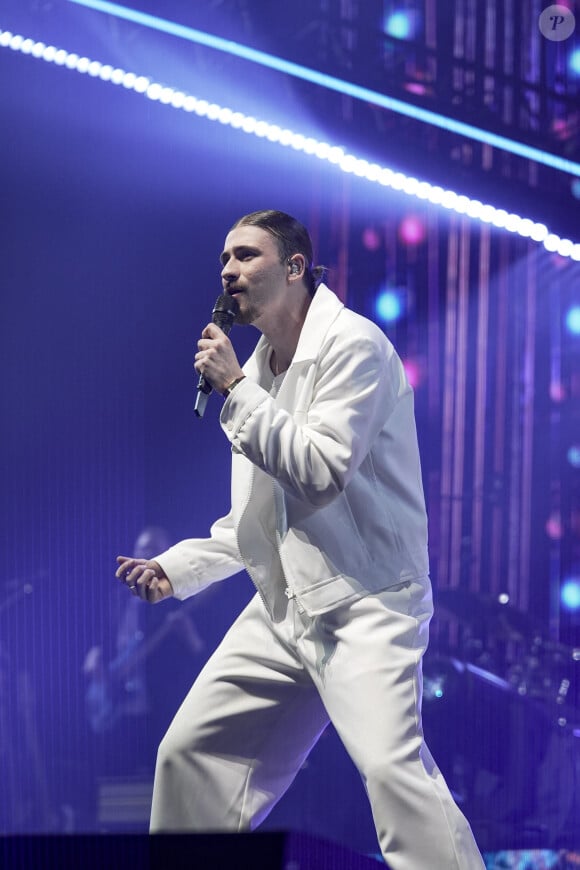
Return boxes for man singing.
[116,210,484,868]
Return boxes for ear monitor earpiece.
[289,261,300,274]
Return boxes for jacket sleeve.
[154,510,244,600]
[220,328,409,508]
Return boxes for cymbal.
[434,589,536,642]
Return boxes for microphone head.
[212,293,239,333]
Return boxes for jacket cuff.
[154,545,204,600]
[220,377,267,442]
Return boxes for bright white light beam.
[63,0,580,179]
[1,28,579,260]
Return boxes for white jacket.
[156,284,429,616]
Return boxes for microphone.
[194,293,239,418]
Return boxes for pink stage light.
[399,214,426,245]
[403,358,422,389]
[545,513,564,540]
[361,227,382,251]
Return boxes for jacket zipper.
[234,466,274,617]
[274,480,305,614]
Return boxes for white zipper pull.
[284,586,305,613]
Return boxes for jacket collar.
[244,284,344,378]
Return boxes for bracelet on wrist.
[222,375,246,398]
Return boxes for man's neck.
[261,292,312,375]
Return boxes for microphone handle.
[194,313,235,419]
[194,388,210,419]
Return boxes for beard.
[234,307,254,326]
[232,293,260,326]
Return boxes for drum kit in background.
[264,589,580,855]
[424,589,580,850]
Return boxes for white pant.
[150,580,485,870]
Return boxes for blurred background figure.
[0,579,57,833]
[83,526,205,830]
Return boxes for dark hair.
[231,209,326,296]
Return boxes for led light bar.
[63,0,580,180]
[1,28,579,261]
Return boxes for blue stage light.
[565,305,580,335]
[61,0,580,179]
[2,26,580,259]
[568,446,580,468]
[375,289,404,323]
[569,48,580,76]
[561,578,580,611]
[384,12,414,40]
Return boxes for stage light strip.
[64,0,580,180]
[2,29,580,261]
